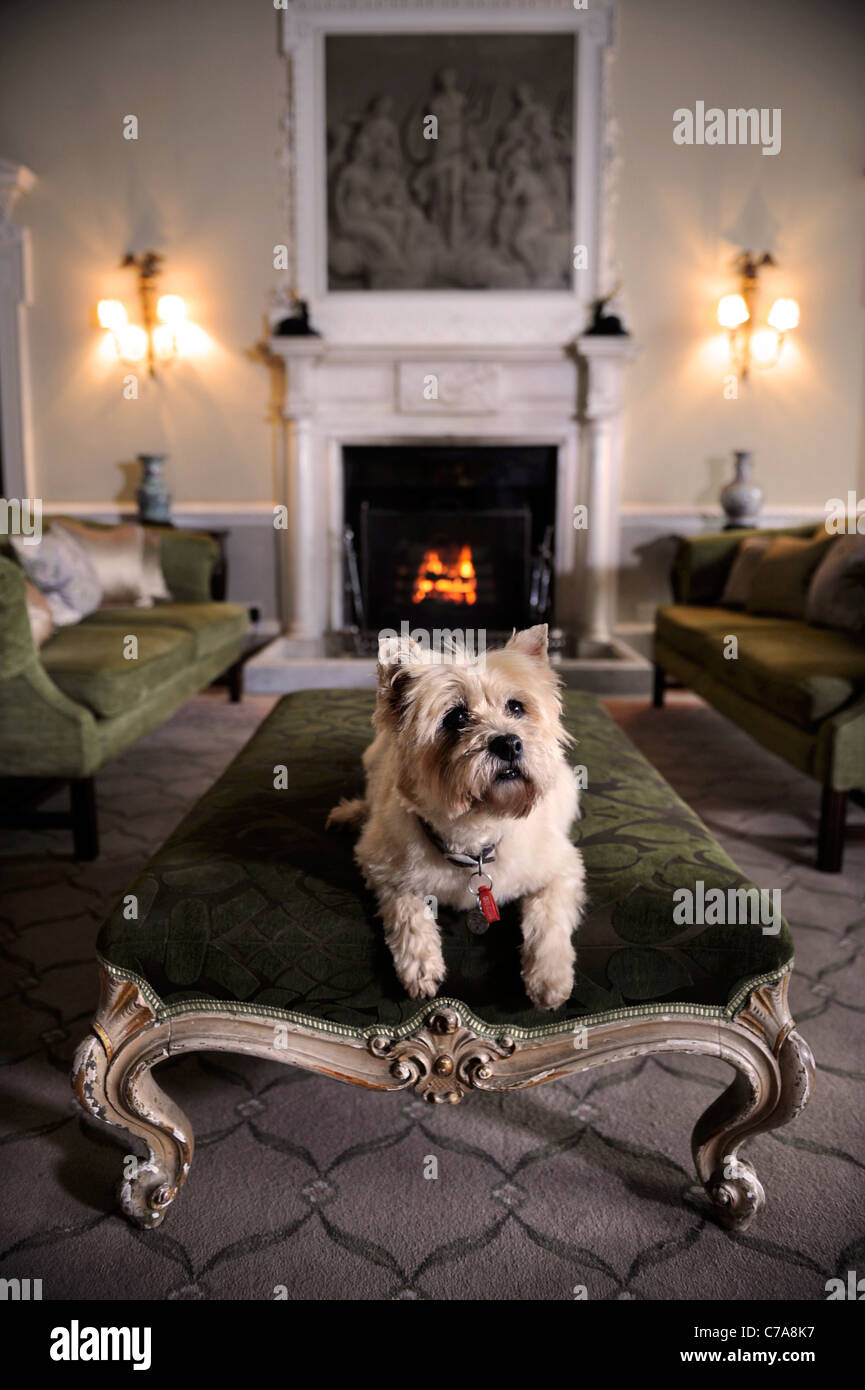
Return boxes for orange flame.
[412,544,477,605]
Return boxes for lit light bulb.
[99,331,121,362]
[97,299,127,331]
[717,295,749,329]
[153,323,177,359]
[157,294,187,325]
[117,323,148,362]
[751,327,780,367]
[767,298,800,332]
[175,321,210,355]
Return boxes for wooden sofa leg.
[652,663,666,709]
[227,661,243,704]
[70,778,99,860]
[817,785,847,874]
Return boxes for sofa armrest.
[0,557,101,776]
[153,528,221,603]
[0,553,40,679]
[818,691,865,792]
[671,523,819,605]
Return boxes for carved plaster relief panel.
[277,1,618,346]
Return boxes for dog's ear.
[506,624,549,662]
[376,633,423,728]
[377,631,425,668]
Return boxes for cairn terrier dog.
[327,625,585,1010]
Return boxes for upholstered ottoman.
[73,690,814,1232]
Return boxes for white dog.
[328,625,585,1010]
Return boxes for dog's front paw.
[523,963,574,1012]
[399,953,446,1001]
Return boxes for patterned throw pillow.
[11,527,102,626]
[24,580,55,647]
[806,534,865,635]
[142,527,172,602]
[53,520,170,607]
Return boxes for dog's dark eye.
[505,699,525,717]
[442,705,470,733]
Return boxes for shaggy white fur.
[327,625,586,1010]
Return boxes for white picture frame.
[278,0,617,345]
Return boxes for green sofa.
[653,524,865,872]
[0,520,249,859]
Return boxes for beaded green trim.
[97,956,793,1045]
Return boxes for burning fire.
[412,545,477,605]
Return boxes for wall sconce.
[717,251,799,380]
[97,251,208,377]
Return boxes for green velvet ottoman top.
[98,690,793,1037]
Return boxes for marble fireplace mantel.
[267,332,639,656]
[246,1,647,692]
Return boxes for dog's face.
[375,625,568,821]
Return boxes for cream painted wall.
[0,0,284,506]
[1,0,863,509]
[615,0,865,506]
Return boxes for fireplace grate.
[360,505,531,634]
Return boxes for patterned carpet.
[1,689,863,1301]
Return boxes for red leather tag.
[477,885,500,923]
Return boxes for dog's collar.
[416,816,499,869]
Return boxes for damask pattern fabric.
[98,690,793,1034]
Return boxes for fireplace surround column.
[279,338,326,645]
[576,336,639,649]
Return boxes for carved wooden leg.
[72,969,193,1228]
[692,976,815,1231]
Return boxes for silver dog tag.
[467,907,490,935]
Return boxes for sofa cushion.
[671,524,818,605]
[24,581,54,648]
[41,623,195,718]
[153,529,220,602]
[52,520,169,607]
[745,531,834,619]
[719,535,773,607]
[696,622,865,728]
[81,602,248,659]
[806,534,865,635]
[10,527,102,626]
[655,604,789,664]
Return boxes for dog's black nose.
[489,733,522,763]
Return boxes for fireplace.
[343,445,557,641]
[243,3,646,693]
[243,335,644,695]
